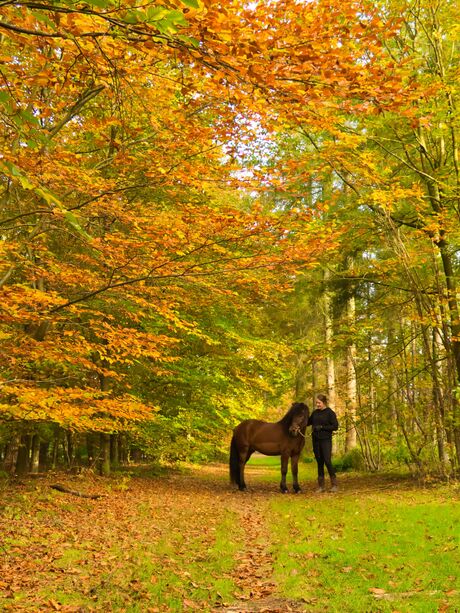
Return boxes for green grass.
[247,454,282,467]
[2,467,459,613]
[245,453,317,487]
[0,475,245,613]
[268,489,460,612]
[53,547,87,569]
[247,454,314,468]
[84,508,243,611]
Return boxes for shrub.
[333,448,365,472]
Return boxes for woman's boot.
[330,476,338,492]
[316,477,325,493]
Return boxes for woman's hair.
[316,394,328,405]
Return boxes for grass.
[81,512,242,612]
[247,454,282,467]
[247,454,314,468]
[1,465,459,612]
[246,453,317,488]
[0,473,245,612]
[268,487,460,612]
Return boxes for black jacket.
[308,407,339,440]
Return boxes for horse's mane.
[277,402,309,431]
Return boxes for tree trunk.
[39,441,50,472]
[119,434,129,464]
[98,371,111,475]
[30,434,40,473]
[311,361,317,411]
[323,269,336,405]
[323,267,338,452]
[432,327,450,472]
[345,286,357,451]
[100,433,111,476]
[110,434,119,467]
[51,435,59,469]
[85,434,93,466]
[3,434,21,474]
[66,431,74,469]
[15,436,30,475]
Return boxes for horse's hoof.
[294,488,301,494]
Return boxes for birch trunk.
[345,289,357,451]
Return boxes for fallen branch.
[50,484,105,499]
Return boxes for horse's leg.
[280,454,289,493]
[291,453,301,493]
[238,447,249,491]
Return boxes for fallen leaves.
[0,472,240,611]
[1,466,459,613]
[369,587,386,595]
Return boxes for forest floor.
[0,458,459,613]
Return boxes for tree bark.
[110,434,119,467]
[100,433,111,476]
[30,434,40,473]
[39,441,50,472]
[3,434,21,474]
[15,435,30,475]
[345,285,357,451]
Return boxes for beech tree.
[1,0,458,476]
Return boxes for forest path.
[182,462,309,612]
[0,461,439,613]
[169,461,412,612]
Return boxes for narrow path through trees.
[1,463,458,612]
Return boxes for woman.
[308,394,339,492]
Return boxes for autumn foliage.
[1,0,459,473]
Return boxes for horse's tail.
[229,435,241,487]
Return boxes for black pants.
[312,437,336,479]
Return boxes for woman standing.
[308,394,339,492]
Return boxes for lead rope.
[291,425,306,438]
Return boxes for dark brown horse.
[229,402,310,493]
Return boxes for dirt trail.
[0,462,418,612]
[217,498,307,613]
[170,462,418,613]
[183,463,312,612]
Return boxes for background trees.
[275,0,460,474]
[1,0,458,476]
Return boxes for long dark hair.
[316,394,328,405]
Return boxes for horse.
[229,402,310,493]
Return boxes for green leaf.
[145,6,171,22]
[163,10,189,26]
[33,10,58,28]
[84,0,112,7]
[181,0,200,8]
[177,34,200,48]
[35,187,61,207]
[123,10,139,24]
[19,109,40,127]
[64,211,92,240]
[16,173,36,190]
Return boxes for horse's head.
[288,402,310,436]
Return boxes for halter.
[290,424,306,438]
